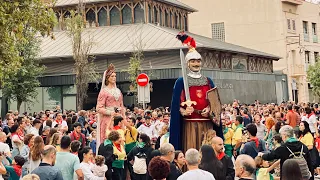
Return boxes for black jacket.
[220,155,235,180]
[262,141,312,178]
[98,142,115,180]
[127,145,154,166]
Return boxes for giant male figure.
[170,33,223,151]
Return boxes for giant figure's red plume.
[176,31,196,49]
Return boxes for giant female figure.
[96,64,125,147]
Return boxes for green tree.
[0,1,56,80]
[307,60,320,98]
[65,10,99,111]
[3,31,45,112]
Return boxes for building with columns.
[1,0,287,113]
[180,0,320,103]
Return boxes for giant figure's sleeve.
[208,77,224,140]
[96,91,108,115]
[169,77,184,151]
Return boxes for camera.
[114,107,120,113]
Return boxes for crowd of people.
[0,100,319,180]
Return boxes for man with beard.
[212,137,234,180]
[170,34,223,152]
[32,145,63,180]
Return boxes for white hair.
[185,148,200,166]
[279,125,294,138]
[159,143,174,156]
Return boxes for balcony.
[281,0,303,5]
[291,64,305,77]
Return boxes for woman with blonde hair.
[29,136,44,172]
[202,129,216,146]
[49,132,62,152]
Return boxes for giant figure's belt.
[184,118,211,122]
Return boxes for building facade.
[2,0,287,113]
[180,0,320,103]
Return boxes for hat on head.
[185,49,202,62]
[106,64,115,78]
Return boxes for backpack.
[133,152,147,174]
[286,146,311,179]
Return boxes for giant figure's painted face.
[188,59,202,72]
[106,72,116,85]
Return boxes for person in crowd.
[49,132,62,152]
[254,114,266,141]
[124,115,138,154]
[241,109,252,127]
[32,145,63,180]
[148,156,170,180]
[70,122,86,148]
[3,119,14,149]
[254,156,275,180]
[127,133,154,180]
[0,155,26,180]
[98,130,125,180]
[45,128,58,145]
[232,116,244,157]
[0,132,11,160]
[298,121,314,150]
[55,135,84,180]
[221,117,233,157]
[264,116,275,150]
[159,143,181,180]
[173,151,185,174]
[22,174,40,180]
[286,105,298,128]
[282,159,303,180]
[28,119,41,136]
[77,110,86,130]
[66,117,73,134]
[212,137,235,180]
[91,155,108,178]
[21,134,34,176]
[78,146,104,180]
[70,140,81,156]
[304,107,318,136]
[30,136,44,173]
[199,145,224,180]
[177,148,215,180]
[260,125,312,179]
[11,124,24,158]
[41,126,50,144]
[137,116,156,141]
[240,123,266,159]
[234,154,256,180]
[155,125,169,149]
[89,130,97,155]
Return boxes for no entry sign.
[136,73,149,87]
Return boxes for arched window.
[148,4,152,23]
[110,7,120,26]
[165,10,168,27]
[174,13,179,29]
[98,8,107,26]
[86,9,96,27]
[179,15,182,30]
[153,7,158,23]
[134,3,145,23]
[159,10,163,25]
[122,5,132,24]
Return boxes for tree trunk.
[76,84,83,111]
[17,100,22,113]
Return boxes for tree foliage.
[0,0,56,80]
[307,60,320,98]
[65,10,99,111]
[3,31,45,111]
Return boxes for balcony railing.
[313,35,318,43]
[281,0,303,5]
[304,33,310,42]
[291,64,305,77]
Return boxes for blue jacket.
[240,139,266,159]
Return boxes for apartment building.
[181,0,320,103]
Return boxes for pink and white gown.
[96,87,125,146]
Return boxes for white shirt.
[80,162,104,180]
[52,120,68,128]
[177,169,215,180]
[28,127,39,136]
[307,114,317,133]
[137,124,156,139]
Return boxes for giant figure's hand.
[201,107,210,117]
[185,106,194,115]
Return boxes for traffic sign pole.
[136,73,150,109]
